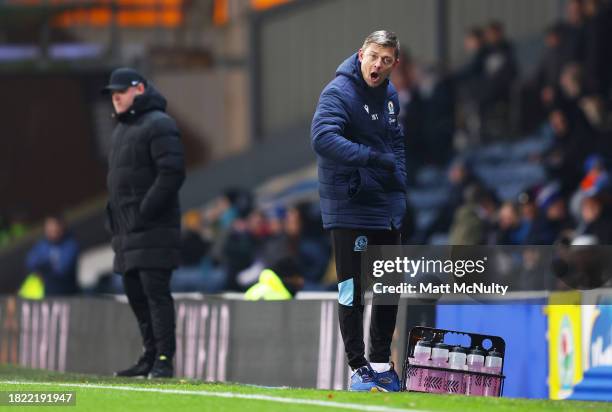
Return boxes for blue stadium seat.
[567,366,612,402]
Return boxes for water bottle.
[465,347,486,396]
[446,346,467,394]
[483,349,503,397]
[407,339,432,392]
[426,343,450,393]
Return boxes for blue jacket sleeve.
[26,241,48,273]
[391,95,407,189]
[51,239,79,277]
[311,86,371,166]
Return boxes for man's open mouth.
[370,72,380,82]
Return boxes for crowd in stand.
[172,189,332,294]
[394,0,612,244]
[22,0,612,296]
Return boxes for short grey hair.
[362,30,400,58]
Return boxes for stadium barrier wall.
[2,290,609,398]
[0,295,409,390]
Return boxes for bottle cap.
[434,343,451,350]
[415,339,433,348]
[469,347,486,356]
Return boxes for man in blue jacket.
[311,30,407,392]
[25,215,79,296]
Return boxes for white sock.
[370,362,391,373]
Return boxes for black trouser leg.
[338,303,367,369]
[368,303,399,362]
[123,270,156,358]
[368,230,401,364]
[332,228,401,369]
[333,229,366,369]
[139,269,176,358]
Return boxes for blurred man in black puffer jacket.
[103,68,185,379]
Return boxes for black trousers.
[331,228,400,369]
[123,269,176,359]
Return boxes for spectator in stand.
[482,21,518,92]
[203,188,255,290]
[25,215,79,296]
[391,51,418,127]
[449,184,498,245]
[526,183,574,244]
[416,65,455,166]
[556,62,589,113]
[392,51,425,180]
[558,0,586,63]
[494,202,530,245]
[203,188,252,239]
[170,210,226,293]
[580,155,608,191]
[520,1,585,132]
[453,27,487,140]
[236,202,333,291]
[455,27,487,83]
[249,203,330,291]
[392,53,454,172]
[478,21,518,139]
[234,206,289,289]
[519,24,567,132]
[575,185,612,244]
[583,0,612,96]
[543,100,596,194]
[533,24,569,110]
[179,210,209,267]
[284,203,330,289]
[517,189,539,243]
[213,209,263,291]
[569,154,608,220]
[554,179,612,289]
[244,249,305,301]
[419,159,481,243]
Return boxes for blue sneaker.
[373,363,401,392]
[349,364,378,391]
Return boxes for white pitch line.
[0,380,430,412]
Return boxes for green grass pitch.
[0,365,609,411]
